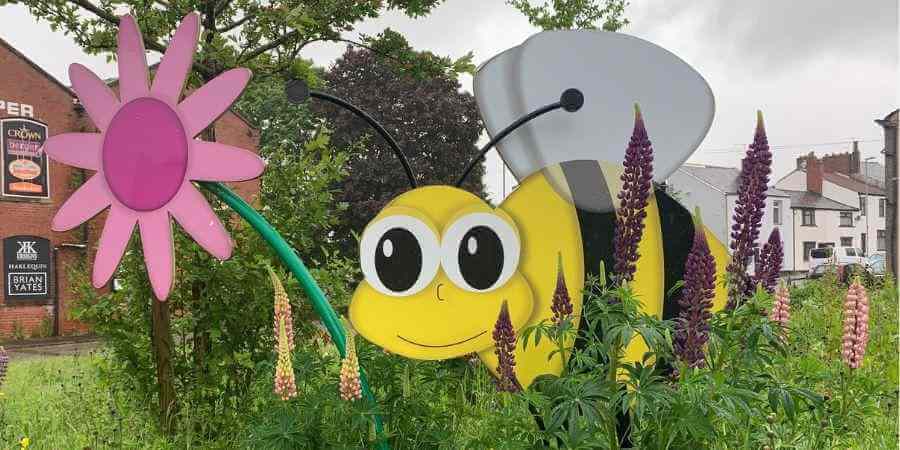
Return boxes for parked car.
[808,262,870,284]
[808,246,865,275]
[867,252,886,278]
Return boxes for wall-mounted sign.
[1,118,49,199]
[0,100,35,118]
[3,235,53,302]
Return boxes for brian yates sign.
[3,235,52,301]
[1,117,50,199]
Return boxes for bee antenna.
[285,79,417,189]
[455,88,584,187]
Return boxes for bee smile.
[397,331,487,348]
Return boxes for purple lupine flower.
[727,111,772,308]
[493,300,521,393]
[674,208,717,369]
[613,104,654,283]
[753,228,784,293]
[0,346,8,389]
[550,254,573,326]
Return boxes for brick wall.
[0,40,259,339]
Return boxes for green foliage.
[513,275,898,449]
[2,277,897,448]
[0,353,221,448]
[22,0,464,81]
[508,0,630,31]
[361,29,476,78]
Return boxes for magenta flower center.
[103,97,188,211]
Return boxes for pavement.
[1,336,101,361]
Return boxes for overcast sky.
[1,1,897,201]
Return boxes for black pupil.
[375,228,422,292]
[458,226,504,290]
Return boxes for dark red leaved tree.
[317,48,486,257]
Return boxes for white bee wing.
[476,30,714,205]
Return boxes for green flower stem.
[200,181,389,450]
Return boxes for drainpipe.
[792,209,798,282]
[52,247,60,336]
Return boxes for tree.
[25,0,463,431]
[315,46,486,257]
[22,0,456,82]
[508,0,629,31]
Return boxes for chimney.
[806,152,823,194]
[851,140,860,174]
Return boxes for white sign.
[0,100,35,118]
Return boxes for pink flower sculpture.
[841,279,870,369]
[43,14,264,300]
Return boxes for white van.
[808,246,865,273]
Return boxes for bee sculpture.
[292,30,730,388]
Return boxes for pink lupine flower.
[339,319,363,401]
[550,254,573,326]
[493,301,521,393]
[841,279,870,369]
[270,267,297,400]
[769,281,791,337]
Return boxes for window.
[845,248,856,256]
[803,242,816,262]
[839,212,853,227]
[860,196,867,216]
[877,230,886,251]
[879,198,886,217]
[773,200,782,225]
[801,209,816,226]
[861,233,867,255]
[841,237,853,247]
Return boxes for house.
[0,37,259,339]
[776,147,887,267]
[665,164,795,273]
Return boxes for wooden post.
[150,297,177,432]
[876,110,898,277]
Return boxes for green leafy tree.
[508,0,629,31]
[314,44,486,257]
[20,0,465,82]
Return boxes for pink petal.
[117,15,150,103]
[69,64,120,129]
[151,13,200,105]
[139,210,175,300]
[51,175,111,231]
[43,133,102,170]
[169,183,233,260]
[188,141,265,181]
[178,68,252,137]
[92,205,137,288]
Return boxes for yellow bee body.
[349,164,729,388]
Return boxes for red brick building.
[0,38,259,339]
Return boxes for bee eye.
[442,213,520,292]
[360,215,440,296]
